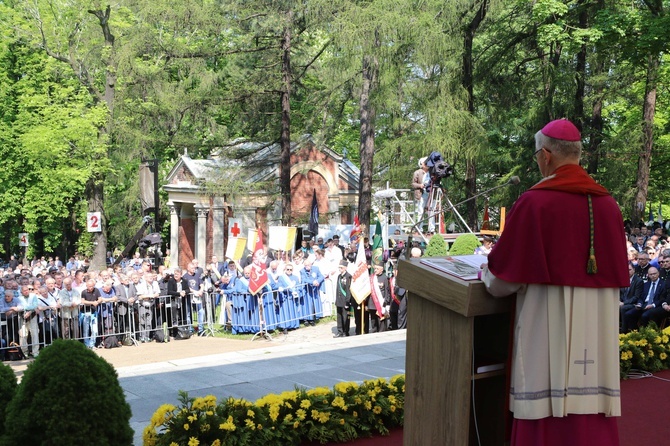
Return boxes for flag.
[371,220,384,266]
[648,203,654,225]
[378,211,389,252]
[350,215,362,247]
[350,240,371,304]
[225,237,247,261]
[268,226,297,252]
[308,189,319,236]
[481,200,490,230]
[248,230,269,295]
[658,204,664,224]
[246,228,258,251]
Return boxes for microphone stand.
[448,177,519,208]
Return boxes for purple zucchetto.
[541,119,581,142]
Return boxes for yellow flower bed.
[619,324,670,378]
[144,375,405,446]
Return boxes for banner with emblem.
[350,240,371,304]
[249,231,269,295]
[268,226,297,252]
[350,215,362,247]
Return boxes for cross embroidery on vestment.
[574,349,595,375]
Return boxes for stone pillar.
[212,204,225,259]
[328,196,339,225]
[168,202,180,269]
[195,205,208,266]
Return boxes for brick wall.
[291,171,329,221]
[178,217,195,270]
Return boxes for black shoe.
[309,321,316,326]
[333,333,344,338]
[345,332,350,337]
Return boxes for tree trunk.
[586,89,604,175]
[632,53,659,224]
[87,6,115,271]
[573,6,587,132]
[280,12,293,225]
[586,52,604,176]
[358,52,378,231]
[88,178,108,271]
[462,0,488,229]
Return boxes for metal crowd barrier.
[222,282,324,334]
[0,283,328,359]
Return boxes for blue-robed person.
[230,265,266,334]
[299,259,324,325]
[273,262,300,330]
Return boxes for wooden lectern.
[398,258,512,445]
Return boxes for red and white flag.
[350,239,371,304]
[350,215,362,247]
[248,230,269,295]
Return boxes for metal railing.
[0,282,327,359]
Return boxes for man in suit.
[639,268,670,327]
[623,267,665,332]
[167,269,191,337]
[620,263,644,332]
[657,252,670,279]
[635,252,651,281]
[334,260,352,337]
[208,255,226,285]
[632,236,646,253]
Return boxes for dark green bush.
[448,233,481,255]
[2,339,133,446]
[0,362,17,437]
[424,234,448,257]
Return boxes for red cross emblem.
[230,222,241,237]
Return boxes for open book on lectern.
[419,254,488,281]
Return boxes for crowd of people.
[0,234,410,361]
[621,223,670,332]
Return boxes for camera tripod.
[419,185,472,234]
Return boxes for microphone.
[373,189,397,199]
[450,176,521,208]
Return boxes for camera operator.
[412,157,429,223]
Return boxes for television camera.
[426,151,454,187]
